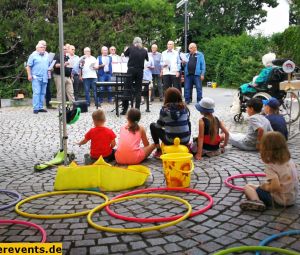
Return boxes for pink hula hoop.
[105,187,213,223]
[224,173,266,191]
[0,219,47,243]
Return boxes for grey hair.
[133,37,143,48]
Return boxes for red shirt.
[85,126,116,158]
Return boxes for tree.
[0,0,175,97]
[289,0,300,25]
[172,0,278,45]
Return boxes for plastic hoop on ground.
[87,194,192,233]
[15,190,108,219]
[256,230,300,255]
[0,190,22,211]
[105,187,213,223]
[224,173,266,191]
[0,219,47,243]
[213,246,299,255]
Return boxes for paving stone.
[145,246,166,255]
[69,247,87,255]
[130,241,147,250]
[90,246,109,255]
[75,239,96,247]
[163,243,182,253]
[111,244,129,253]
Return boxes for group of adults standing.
[26,37,206,114]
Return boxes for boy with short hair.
[229,98,273,150]
[78,110,116,164]
[263,97,288,140]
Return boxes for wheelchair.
[234,60,300,124]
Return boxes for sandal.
[240,200,266,211]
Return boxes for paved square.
[0,88,299,254]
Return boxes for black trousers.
[162,75,181,92]
[45,79,52,106]
[73,74,81,101]
[122,67,143,111]
[150,123,173,146]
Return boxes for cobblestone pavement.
[1,87,300,255]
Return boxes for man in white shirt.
[160,41,181,92]
[79,47,98,107]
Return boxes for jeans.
[184,74,202,103]
[98,73,112,102]
[32,78,47,111]
[83,78,97,106]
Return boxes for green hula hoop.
[87,193,192,233]
[15,190,108,219]
[213,246,299,255]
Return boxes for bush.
[201,34,271,88]
[270,26,300,65]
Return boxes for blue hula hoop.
[0,189,22,211]
[256,230,300,255]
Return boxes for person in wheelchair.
[240,53,277,95]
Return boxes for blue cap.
[262,97,280,109]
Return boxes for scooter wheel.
[68,153,75,161]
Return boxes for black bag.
[73,100,88,113]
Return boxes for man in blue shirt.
[184,43,206,104]
[149,44,163,102]
[26,42,50,114]
[68,45,81,101]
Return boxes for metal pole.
[58,0,68,165]
[184,0,188,53]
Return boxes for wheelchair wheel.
[280,91,300,124]
[234,113,244,123]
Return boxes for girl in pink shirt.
[115,109,155,165]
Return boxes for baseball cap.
[195,97,215,113]
[262,97,280,109]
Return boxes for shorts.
[256,187,272,206]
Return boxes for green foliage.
[172,0,278,46]
[201,34,271,88]
[270,26,300,65]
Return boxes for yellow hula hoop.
[87,193,192,233]
[15,190,108,219]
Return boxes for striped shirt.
[157,103,191,144]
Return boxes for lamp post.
[57,0,68,165]
[177,0,189,52]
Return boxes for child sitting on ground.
[77,109,116,164]
[229,98,273,151]
[192,97,229,160]
[263,97,288,140]
[150,87,191,158]
[115,108,155,164]
[240,131,299,211]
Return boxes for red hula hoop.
[0,219,47,243]
[224,173,266,191]
[105,187,213,223]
